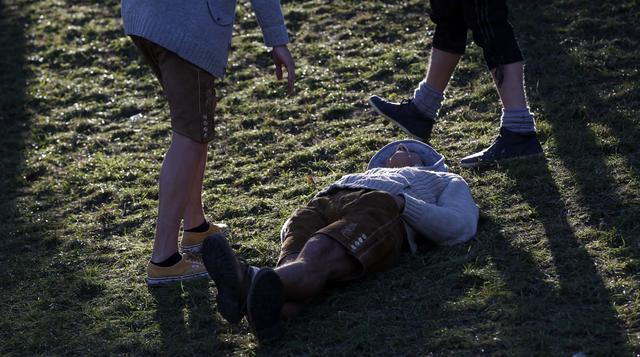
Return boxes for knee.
[171,132,208,155]
[300,235,345,264]
[299,235,357,279]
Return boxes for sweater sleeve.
[250,0,290,46]
[401,177,479,246]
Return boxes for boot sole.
[146,271,209,286]
[460,151,544,168]
[247,268,285,342]
[368,97,429,142]
[201,234,245,324]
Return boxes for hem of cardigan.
[123,13,228,78]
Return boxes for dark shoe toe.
[460,128,543,168]
[201,234,246,324]
[460,150,488,168]
[368,95,434,142]
[247,268,285,342]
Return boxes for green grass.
[1,0,639,355]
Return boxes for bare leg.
[492,61,528,109]
[275,235,358,302]
[151,132,208,262]
[182,147,207,230]
[275,254,306,320]
[425,48,463,92]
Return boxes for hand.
[271,45,295,95]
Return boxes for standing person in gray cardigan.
[121,0,295,285]
[201,140,479,341]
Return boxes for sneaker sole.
[146,271,209,286]
[368,97,425,141]
[201,234,245,324]
[180,226,230,254]
[247,268,285,342]
[459,151,544,168]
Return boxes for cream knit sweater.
[317,167,479,250]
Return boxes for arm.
[400,177,479,246]
[250,0,295,93]
[250,0,289,47]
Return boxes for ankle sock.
[185,220,210,233]
[151,251,182,267]
[500,108,536,133]
[412,80,444,120]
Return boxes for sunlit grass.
[1,0,639,355]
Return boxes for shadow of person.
[500,157,632,353]
[509,0,640,257]
[147,278,218,355]
[148,284,190,353]
[0,1,31,250]
[0,2,78,353]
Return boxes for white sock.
[500,108,536,133]
[412,80,444,119]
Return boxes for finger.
[286,61,295,94]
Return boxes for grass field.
[1,0,639,355]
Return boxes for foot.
[146,252,209,286]
[180,222,229,253]
[460,128,543,168]
[247,268,285,342]
[369,95,435,142]
[201,234,252,324]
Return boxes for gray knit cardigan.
[121,0,290,78]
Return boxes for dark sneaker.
[369,95,435,142]
[201,234,252,324]
[460,128,543,168]
[247,268,285,342]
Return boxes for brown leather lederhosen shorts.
[278,189,407,281]
[131,36,217,143]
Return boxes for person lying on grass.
[202,140,479,341]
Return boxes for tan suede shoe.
[146,252,209,286]
[180,222,229,253]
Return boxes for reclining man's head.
[386,144,424,168]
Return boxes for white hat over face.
[367,139,448,172]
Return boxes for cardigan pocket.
[207,0,236,26]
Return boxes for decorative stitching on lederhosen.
[197,69,216,141]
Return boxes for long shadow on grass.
[0,2,45,352]
[0,3,29,241]
[512,1,640,251]
[147,280,220,355]
[512,0,639,349]
[0,1,150,351]
[0,5,89,352]
[502,159,630,353]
